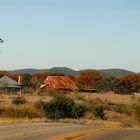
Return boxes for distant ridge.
[8,67,137,77]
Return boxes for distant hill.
[9,69,43,75]
[97,69,135,77]
[44,67,79,76]
[9,67,137,77]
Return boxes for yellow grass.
[70,92,137,104]
[0,92,139,127]
[0,117,50,125]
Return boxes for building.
[40,76,78,91]
[0,76,22,93]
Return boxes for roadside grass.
[0,92,139,128]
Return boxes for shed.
[40,76,78,91]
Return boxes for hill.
[9,67,137,77]
[97,69,135,77]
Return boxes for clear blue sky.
[0,0,140,72]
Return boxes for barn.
[40,76,78,91]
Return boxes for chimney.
[18,75,22,84]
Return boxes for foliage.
[31,74,48,91]
[12,97,27,105]
[92,105,105,120]
[122,75,140,92]
[22,74,32,88]
[34,100,45,110]
[77,70,102,89]
[108,103,131,115]
[43,94,75,119]
[3,107,38,118]
[71,104,87,119]
[120,120,133,127]
[95,76,133,94]
[132,104,140,121]
[47,90,58,97]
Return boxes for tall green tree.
[22,74,32,89]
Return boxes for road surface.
[0,123,139,140]
[0,122,96,140]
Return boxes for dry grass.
[0,92,139,127]
[58,118,120,128]
[70,92,137,104]
[105,111,130,121]
[0,117,50,125]
[0,93,52,107]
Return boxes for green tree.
[22,74,32,89]
[95,76,133,94]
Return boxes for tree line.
[0,70,140,94]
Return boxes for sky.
[0,0,140,72]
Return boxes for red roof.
[41,76,78,90]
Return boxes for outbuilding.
[40,76,78,91]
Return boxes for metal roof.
[42,76,78,90]
[0,76,21,88]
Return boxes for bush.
[43,94,75,119]
[120,120,133,127]
[3,107,38,118]
[132,104,140,121]
[34,100,45,110]
[12,97,27,105]
[108,103,131,115]
[93,105,105,120]
[47,90,57,97]
[71,104,87,119]
[34,100,45,117]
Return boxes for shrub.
[47,90,57,97]
[108,103,131,115]
[43,94,75,119]
[34,100,45,110]
[34,100,45,117]
[120,120,133,127]
[71,104,87,119]
[3,107,38,118]
[132,104,140,121]
[137,97,140,103]
[93,105,105,120]
[12,97,27,105]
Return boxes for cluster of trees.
[76,70,140,94]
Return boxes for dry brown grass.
[0,117,50,125]
[0,93,52,107]
[70,92,137,104]
[0,92,139,127]
[58,118,120,128]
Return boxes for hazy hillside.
[9,67,137,77]
[97,69,135,77]
[9,69,43,75]
[44,67,79,76]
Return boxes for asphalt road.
[85,130,140,140]
[0,123,140,140]
[0,122,96,140]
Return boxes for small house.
[0,76,22,93]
